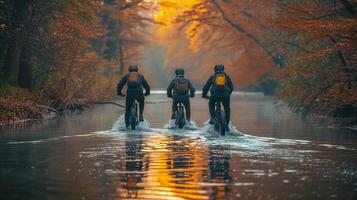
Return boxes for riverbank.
[0,96,56,125]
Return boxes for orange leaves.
[272,0,357,116]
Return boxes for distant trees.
[0,0,150,109]
[164,0,280,86]
[169,0,356,117]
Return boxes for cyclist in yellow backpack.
[167,67,196,123]
[117,64,150,128]
[202,64,233,128]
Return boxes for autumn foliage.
[0,0,150,110]
[272,0,357,117]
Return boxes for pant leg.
[209,97,217,118]
[125,95,134,127]
[182,97,191,121]
[221,97,230,124]
[172,98,178,116]
[136,94,145,116]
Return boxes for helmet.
[175,67,184,76]
[214,64,224,72]
[128,64,138,72]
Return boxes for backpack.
[127,72,141,88]
[175,77,189,94]
[214,73,226,90]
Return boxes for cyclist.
[202,64,233,129]
[117,64,150,128]
[167,67,195,123]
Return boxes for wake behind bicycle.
[204,96,228,136]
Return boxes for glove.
[190,93,195,98]
[144,91,150,96]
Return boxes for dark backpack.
[127,72,141,88]
[175,77,189,94]
[213,73,226,91]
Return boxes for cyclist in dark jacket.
[202,64,233,127]
[117,64,150,128]
[167,67,195,123]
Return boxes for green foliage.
[0,82,30,96]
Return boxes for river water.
[1,92,356,200]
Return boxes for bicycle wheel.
[220,112,226,136]
[177,106,184,129]
[179,111,185,129]
[130,105,137,130]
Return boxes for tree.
[160,0,279,86]
[273,0,357,117]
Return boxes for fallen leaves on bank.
[0,96,56,125]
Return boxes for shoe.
[209,118,215,124]
[139,115,144,122]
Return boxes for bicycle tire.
[178,109,185,129]
[130,105,137,130]
[220,112,226,136]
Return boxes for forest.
[0,0,356,124]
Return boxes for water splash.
[163,120,199,130]
[200,119,242,136]
[111,115,152,132]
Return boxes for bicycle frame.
[175,101,186,129]
[129,100,139,130]
[213,99,226,136]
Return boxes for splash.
[200,119,243,136]
[163,119,199,130]
[111,115,153,132]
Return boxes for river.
[1,92,356,200]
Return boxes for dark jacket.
[202,72,233,98]
[167,76,195,98]
[117,73,150,96]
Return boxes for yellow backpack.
[214,74,226,90]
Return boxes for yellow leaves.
[153,0,202,45]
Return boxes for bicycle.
[121,94,139,130]
[206,96,227,136]
[129,100,139,130]
[175,101,186,129]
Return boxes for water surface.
[1,93,356,199]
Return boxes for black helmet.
[175,67,184,75]
[128,64,138,72]
[214,64,224,72]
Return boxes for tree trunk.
[4,35,23,85]
[118,41,125,74]
[18,43,33,89]
[0,43,8,78]
[339,0,356,16]
[117,18,125,75]
[3,0,30,86]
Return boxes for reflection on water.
[1,93,357,199]
[94,134,213,199]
